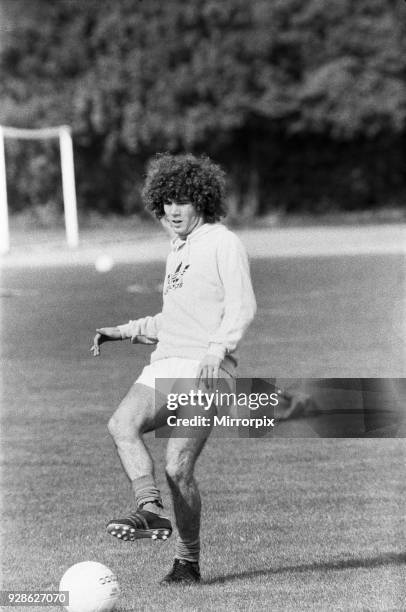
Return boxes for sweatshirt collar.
[170,223,223,252]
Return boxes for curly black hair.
[142,153,227,222]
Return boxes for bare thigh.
[165,371,235,475]
[109,382,168,436]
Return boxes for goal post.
[59,126,79,250]
[0,127,9,255]
[0,124,79,254]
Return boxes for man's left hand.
[196,354,222,390]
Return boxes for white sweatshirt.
[117,223,256,367]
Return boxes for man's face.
[164,200,204,239]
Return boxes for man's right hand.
[90,327,122,356]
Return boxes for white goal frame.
[0,125,79,254]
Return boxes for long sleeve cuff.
[207,342,227,360]
[117,314,162,342]
[117,322,139,340]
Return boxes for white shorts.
[136,357,235,392]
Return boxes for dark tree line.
[1,0,405,217]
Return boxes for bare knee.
[107,414,121,440]
[165,437,207,487]
[165,455,193,486]
[108,383,157,442]
[107,408,141,443]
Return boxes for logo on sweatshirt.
[164,262,190,294]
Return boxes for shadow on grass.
[204,552,406,585]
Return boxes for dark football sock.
[175,536,200,563]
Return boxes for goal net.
[0,125,79,254]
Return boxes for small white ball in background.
[95,255,114,273]
[59,561,120,612]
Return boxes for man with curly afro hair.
[91,153,256,584]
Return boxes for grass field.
[1,252,405,611]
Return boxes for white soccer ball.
[59,561,120,612]
[95,255,114,273]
